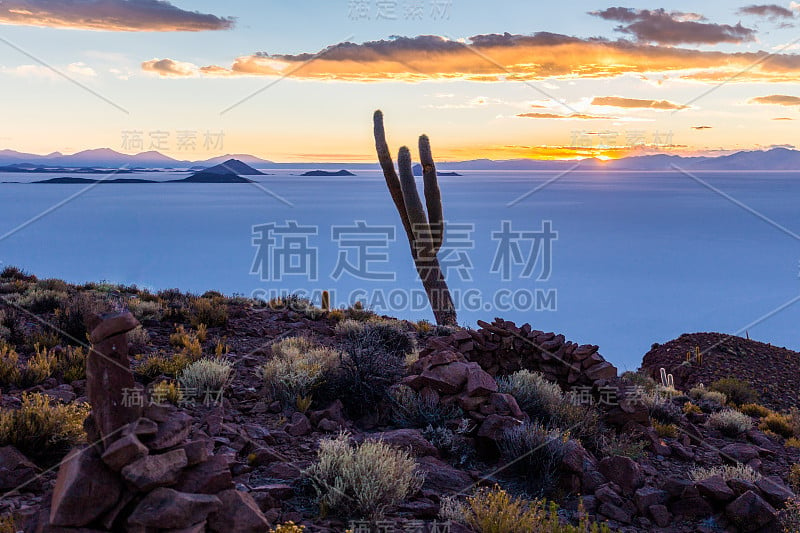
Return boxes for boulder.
[146,410,193,451]
[416,362,470,394]
[207,489,271,533]
[174,455,233,494]
[0,445,39,491]
[359,429,438,457]
[695,474,735,502]
[720,443,760,464]
[101,433,148,471]
[598,456,644,495]
[309,399,347,428]
[725,490,778,532]
[648,504,672,528]
[416,456,472,493]
[756,476,795,507]
[121,449,188,491]
[633,487,668,514]
[127,488,221,529]
[464,363,497,397]
[476,414,523,443]
[285,412,312,437]
[50,447,121,527]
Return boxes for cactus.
[373,110,457,326]
[659,367,674,389]
[321,290,330,312]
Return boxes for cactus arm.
[374,110,415,247]
[419,134,444,254]
[398,146,434,259]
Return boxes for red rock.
[0,445,39,491]
[464,363,497,397]
[725,490,777,532]
[476,414,523,443]
[358,429,438,457]
[695,474,735,502]
[174,455,233,494]
[127,488,221,529]
[634,487,668,514]
[598,502,632,524]
[101,433,148,471]
[648,504,672,527]
[85,312,142,445]
[417,361,469,394]
[147,410,193,451]
[756,476,794,506]
[121,448,188,491]
[207,489,271,533]
[309,399,346,427]
[50,447,121,527]
[416,456,472,493]
[285,412,312,437]
[250,483,294,500]
[585,361,618,381]
[720,443,760,464]
[598,456,644,495]
[182,440,210,466]
[488,393,525,419]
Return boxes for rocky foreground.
[0,271,798,532]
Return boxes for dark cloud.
[738,4,796,20]
[591,7,756,45]
[0,0,233,31]
[592,96,688,109]
[691,125,713,129]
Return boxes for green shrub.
[179,358,234,398]
[789,464,800,493]
[781,497,800,533]
[21,344,56,386]
[127,299,163,321]
[707,409,752,437]
[335,319,415,358]
[599,432,647,460]
[0,393,88,462]
[0,266,36,282]
[0,343,20,386]
[759,412,796,438]
[136,351,193,378]
[739,403,772,418]
[498,422,568,496]
[422,421,474,467]
[18,288,67,313]
[56,346,86,382]
[689,464,761,483]
[190,297,228,328]
[305,432,423,520]
[54,292,108,344]
[497,370,562,420]
[709,378,757,406]
[260,338,339,406]
[642,393,683,424]
[36,278,69,292]
[454,486,612,533]
[389,384,463,428]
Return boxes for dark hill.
[641,332,800,411]
[300,169,355,176]
[197,159,264,176]
[32,177,157,184]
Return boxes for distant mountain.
[411,164,461,176]
[300,170,355,176]
[170,159,258,183]
[195,159,264,176]
[194,154,274,167]
[1,146,799,172]
[32,177,157,184]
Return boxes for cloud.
[750,94,800,105]
[738,4,796,20]
[591,7,755,45]
[591,96,687,110]
[517,112,614,120]
[0,0,233,31]
[142,58,198,76]
[691,125,713,129]
[67,62,97,77]
[143,33,800,83]
[773,117,794,120]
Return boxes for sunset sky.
[0,0,799,161]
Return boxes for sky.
[0,1,799,161]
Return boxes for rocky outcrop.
[42,312,271,532]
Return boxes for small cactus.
[321,290,330,312]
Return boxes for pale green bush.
[260,337,339,405]
[689,464,761,483]
[497,370,561,420]
[707,409,752,436]
[179,357,234,398]
[305,432,423,519]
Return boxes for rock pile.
[37,312,270,533]
[421,318,618,389]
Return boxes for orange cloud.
[0,0,233,31]
[750,94,800,105]
[592,96,687,110]
[517,112,613,120]
[142,33,800,83]
[691,125,713,130]
[142,58,197,77]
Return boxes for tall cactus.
[373,110,457,326]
